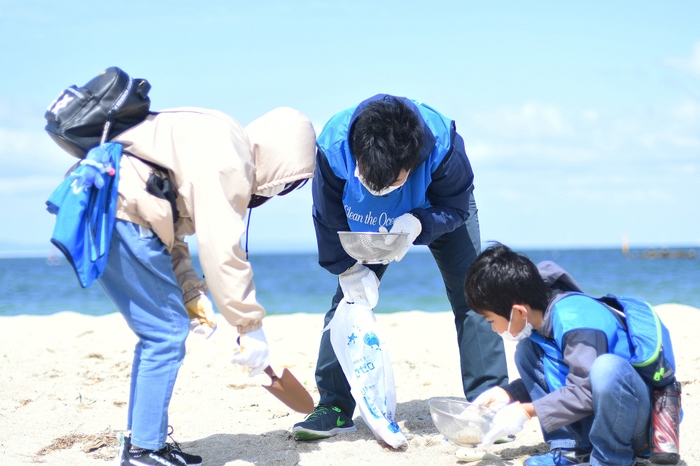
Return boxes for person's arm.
[532,328,608,432]
[170,235,208,303]
[409,132,474,245]
[312,146,355,275]
[502,378,532,404]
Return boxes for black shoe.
[120,434,201,466]
[167,426,203,466]
[523,448,590,466]
[121,444,187,466]
[292,405,357,440]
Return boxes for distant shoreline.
[2,244,699,259]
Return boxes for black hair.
[350,96,424,192]
[464,243,551,319]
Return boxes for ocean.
[2,247,698,317]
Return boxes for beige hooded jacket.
[112,107,316,333]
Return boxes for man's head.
[350,96,424,194]
[464,243,551,320]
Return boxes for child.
[463,243,681,466]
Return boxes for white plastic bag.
[327,299,407,448]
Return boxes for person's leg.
[294,263,389,439]
[314,263,388,416]
[516,339,591,465]
[98,220,190,451]
[428,197,508,400]
[588,354,651,466]
[516,339,592,448]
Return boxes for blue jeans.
[315,198,508,416]
[516,338,651,466]
[98,220,190,451]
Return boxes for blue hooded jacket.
[312,94,476,274]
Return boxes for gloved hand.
[473,386,512,412]
[73,144,116,190]
[231,327,270,377]
[481,402,530,447]
[384,213,422,261]
[184,294,217,339]
[339,262,380,308]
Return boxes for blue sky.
[1,1,698,256]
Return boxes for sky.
[0,1,698,256]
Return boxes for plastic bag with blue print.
[326,297,407,448]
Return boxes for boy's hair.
[464,243,551,319]
[349,96,423,192]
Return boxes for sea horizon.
[3,246,699,318]
[3,242,700,259]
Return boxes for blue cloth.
[530,294,632,392]
[98,220,190,451]
[516,339,650,465]
[46,143,122,288]
[313,94,476,275]
[315,194,508,414]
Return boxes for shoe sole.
[494,434,516,444]
[292,425,357,441]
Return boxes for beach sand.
[1,303,697,465]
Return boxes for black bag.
[45,67,151,159]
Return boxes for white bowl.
[338,231,409,264]
[428,398,495,446]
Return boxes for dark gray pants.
[315,199,508,416]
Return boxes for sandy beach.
[1,303,697,465]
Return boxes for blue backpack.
[46,143,122,288]
[595,294,676,387]
[538,261,677,388]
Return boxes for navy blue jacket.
[312,94,476,274]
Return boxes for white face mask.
[500,309,533,342]
[354,166,407,196]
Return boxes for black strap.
[146,172,179,223]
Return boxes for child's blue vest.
[531,292,676,392]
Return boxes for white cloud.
[582,110,599,122]
[0,175,64,194]
[641,132,700,149]
[670,100,700,122]
[0,126,73,176]
[467,140,600,168]
[468,102,573,139]
[663,42,700,78]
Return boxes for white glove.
[231,327,270,377]
[339,262,380,308]
[385,213,422,261]
[184,294,217,339]
[481,402,530,447]
[473,386,512,412]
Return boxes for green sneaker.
[292,405,357,441]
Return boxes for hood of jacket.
[244,107,317,196]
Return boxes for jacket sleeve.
[312,146,356,275]
[181,121,265,334]
[409,132,474,245]
[169,235,208,303]
[532,328,608,432]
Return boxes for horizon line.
[2,243,699,259]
